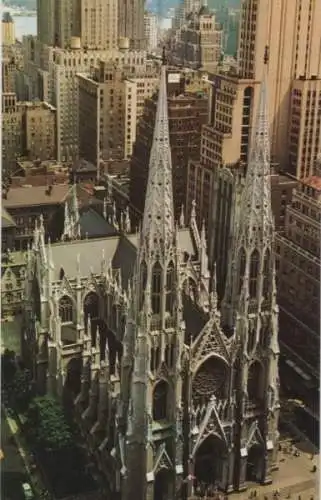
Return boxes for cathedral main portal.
[194,435,226,488]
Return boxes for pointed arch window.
[262,249,270,298]
[155,346,161,370]
[165,261,175,314]
[165,344,170,367]
[150,347,156,372]
[170,343,175,368]
[247,328,256,353]
[152,262,162,314]
[59,295,73,323]
[249,249,259,298]
[260,326,269,349]
[153,380,169,421]
[238,247,246,294]
[140,260,147,309]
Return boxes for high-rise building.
[118,0,145,50]
[2,93,23,174]
[144,12,158,52]
[2,94,57,173]
[48,45,148,162]
[20,100,57,162]
[173,6,223,72]
[2,12,15,45]
[288,77,321,178]
[238,0,321,167]
[276,174,320,380]
[37,0,118,50]
[78,60,159,166]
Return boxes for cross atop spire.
[141,64,175,251]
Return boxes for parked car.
[22,483,34,499]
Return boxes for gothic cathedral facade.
[24,60,280,500]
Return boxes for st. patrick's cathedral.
[23,57,280,500]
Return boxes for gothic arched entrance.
[154,468,171,500]
[246,444,264,482]
[194,435,226,489]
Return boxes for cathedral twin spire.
[141,62,175,252]
[239,48,274,247]
[223,48,276,324]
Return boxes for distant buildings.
[2,94,57,173]
[144,12,158,52]
[78,59,159,166]
[173,6,223,72]
[2,12,15,45]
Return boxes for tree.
[11,368,33,412]
[26,396,73,453]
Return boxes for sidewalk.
[2,405,52,499]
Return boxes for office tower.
[20,101,57,161]
[276,173,320,390]
[37,0,56,46]
[79,0,118,50]
[238,0,321,167]
[2,95,57,173]
[144,12,158,52]
[2,12,15,45]
[130,70,208,221]
[174,6,223,72]
[2,94,23,174]
[118,0,145,50]
[37,0,118,50]
[78,59,159,166]
[288,77,321,178]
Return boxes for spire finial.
[179,205,185,228]
[103,197,107,219]
[191,199,196,221]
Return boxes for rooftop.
[301,175,321,191]
[2,184,71,208]
[1,207,16,228]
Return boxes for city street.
[1,409,30,500]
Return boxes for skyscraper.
[238,0,321,167]
[37,0,118,50]
[118,0,145,50]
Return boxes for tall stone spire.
[240,47,273,246]
[222,47,275,324]
[120,58,184,500]
[140,63,175,251]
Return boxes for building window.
[165,261,175,314]
[59,295,73,323]
[153,380,169,421]
[238,247,246,293]
[152,262,162,314]
[249,249,259,298]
